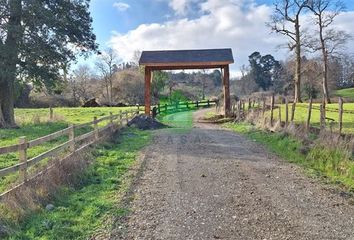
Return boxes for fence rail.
[156,100,217,115]
[0,109,138,197]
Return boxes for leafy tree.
[248,52,281,91]
[152,71,168,100]
[0,0,97,128]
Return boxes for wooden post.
[119,111,123,126]
[94,117,99,140]
[186,102,189,109]
[248,98,251,112]
[242,100,245,113]
[137,104,140,114]
[291,102,296,122]
[144,68,152,115]
[223,65,231,117]
[339,97,343,135]
[320,102,326,130]
[306,98,313,131]
[262,98,266,116]
[19,136,28,182]
[157,104,161,114]
[270,95,274,126]
[278,97,282,125]
[207,99,210,107]
[69,124,75,152]
[110,112,114,133]
[196,101,199,108]
[164,104,167,113]
[237,100,241,117]
[285,97,289,127]
[49,107,53,120]
[125,111,129,124]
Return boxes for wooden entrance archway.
[139,48,234,116]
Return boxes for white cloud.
[109,0,354,77]
[113,2,130,12]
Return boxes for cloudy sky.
[88,0,354,77]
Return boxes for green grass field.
[269,103,354,133]
[334,88,354,100]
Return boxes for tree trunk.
[0,0,22,128]
[319,21,331,104]
[322,52,331,104]
[294,17,302,103]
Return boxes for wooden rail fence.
[0,109,138,198]
[156,100,217,115]
[232,95,353,135]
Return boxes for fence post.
[110,112,114,133]
[207,99,210,107]
[125,111,129,124]
[196,101,199,108]
[278,97,282,126]
[164,104,167,113]
[157,104,161,114]
[320,102,326,130]
[285,97,289,127]
[262,98,266,116]
[68,124,75,152]
[291,102,296,123]
[270,95,274,126]
[49,107,53,121]
[186,102,189,108]
[19,136,28,182]
[306,98,313,131]
[339,97,343,135]
[137,104,140,115]
[119,111,123,126]
[93,116,99,140]
[248,98,251,112]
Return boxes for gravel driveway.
[114,109,354,240]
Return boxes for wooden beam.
[141,61,233,68]
[148,65,226,71]
[145,68,152,115]
[223,65,231,117]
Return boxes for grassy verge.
[5,127,151,240]
[159,111,193,128]
[224,122,354,191]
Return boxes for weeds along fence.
[156,100,217,115]
[231,95,352,135]
[0,109,138,199]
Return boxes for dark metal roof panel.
[139,48,234,65]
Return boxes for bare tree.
[72,65,94,102]
[96,48,120,105]
[306,0,350,103]
[268,0,309,102]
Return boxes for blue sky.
[85,0,354,77]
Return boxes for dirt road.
[114,109,354,240]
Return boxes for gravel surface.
[114,109,354,240]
